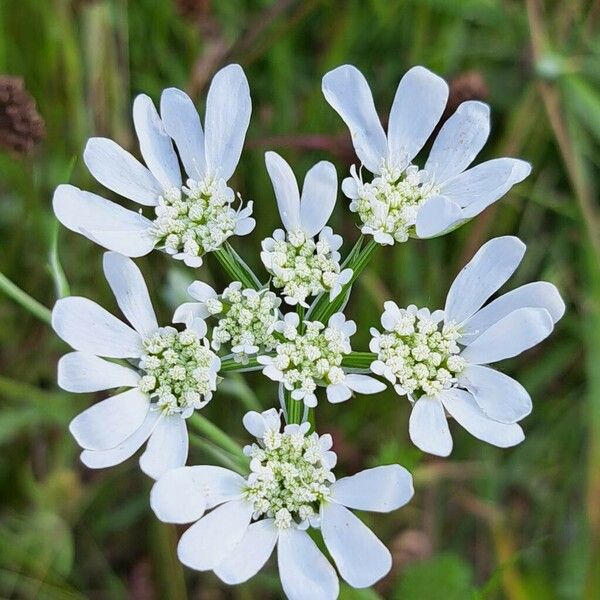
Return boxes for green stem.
[187,413,246,463]
[342,351,377,370]
[0,272,52,325]
[220,356,262,372]
[188,433,246,474]
[214,244,262,290]
[284,387,303,425]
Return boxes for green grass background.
[0,0,598,598]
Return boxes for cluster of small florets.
[371,306,464,398]
[151,178,246,261]
[273,319,350,396]
[138,326,219,417]
[208,283,281,361]
[261,228,345,306]
[243,424,335,529]
[352,165,435,243]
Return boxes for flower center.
[372,307,464,398]
[138,326,219,416]
[209,284,280,360]
[352,165,435,243]
[151,178,241,259]
[243,427,335,528]
[273,320,348,395]
[261,229,344,306]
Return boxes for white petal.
[53,184,155,257]
[102,252,158,338]
[409,396,452,456]
[458,365,531,423]
[133,94,181,190]
[326,384,352,404]
[341,176,358,199]
[160,87,206,180]
[204,64,251,181]
[83,138,162,206]
[278,527,339,600]
[322,65,387,174]
[461,281,565,344]
[387,66,448,168]
[440,388,525,447]
[80,409,159,469]
[151,465,245,524]
[415,195,463,238]
[172,302,208,324]
[58,351,139,392]
[265,151,300,231]
[321,502,391,588]
[70,388,150,451]
[177,499,254,571]
[460,307,554,364]
[444,236,526,324]
[235,216,255,235]
[299,161,337,238]
[52,297,143,358]
[441,158,531,212]
[242,409,280,438]
[215,519,278,584]
[139,415,189,480]
[330,465,414,512]
[344,374,386,394]
[425,101,490,184]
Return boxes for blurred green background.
[0,0,598,598]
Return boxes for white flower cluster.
[349,164,436,244]
[261,227,351,307]
[139,326,220,417]
[209,283,280,360]
[259,313,353,407]
[370,304,464,398]
[152,178,253,267]
[243,420,336,529]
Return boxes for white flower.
[173,280,281,362]
[53,64,255,267]
[370,236,565,456]
[52,252,221,479]
[150,409,414,599]
[322,65,531,243]
[258,312,385,407]
[261,151,353,307]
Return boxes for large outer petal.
[177,499,254,571]
[460,307,554,364]
[151,465,245,524]
[103,252,158,338]
[277,527,339,600]
[322,65,387,174]
[52,297,143,358]
[387,66,448,168]
[299,161,337,238]
[160,87,206,180]
[83,137,162,206]
[214,519,279,584]
[321,502,392,588]
[133,94,181,190]
[204,64,251,181]
[69,388,150,451]
[440,388,525,447]
[58,351,139,392]
[330,464,414,512]
[444,236,525,325]
[415,195,463,239]
[139,415,189,480]
[425,101,490,184]
[53,184,155,257]
[409,396,452,456]
[265,151,301,231]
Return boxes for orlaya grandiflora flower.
[369,236,565,456]
[261,151,352,307]
[258,312,385,408]
[150,409,414,600]
[173,280,281,363]
[53,64,255,268]
[322,65,531,243]
[52,252,221,478]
